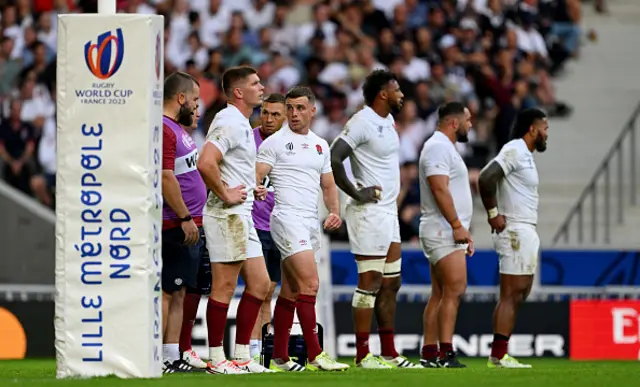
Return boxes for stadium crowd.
[0,0,586,241]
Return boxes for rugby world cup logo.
[84,28,125,80]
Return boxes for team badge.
[316,144,323,155]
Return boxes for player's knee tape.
[356,258,386,274]
[383,258,402,278]
[352,288,378,308]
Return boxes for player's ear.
[233,87,242,100]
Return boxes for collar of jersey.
[225,103,248,121]
[362,105,391,125]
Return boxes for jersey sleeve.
[321,141,332,174]
[162,124,177,171]
[256,137,277,166]
[423,145,451,177]
[337,117,367,149]
[493,146,520,176]
[206,123,238,156]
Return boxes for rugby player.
[196,66,272,374]
[418,102,474,368]
[249,93,288,359]
[330,70,418,368]
[177,109,215,370]
[161,72,206,373]
[255,86,349,372]
[478,108,548,369]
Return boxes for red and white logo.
[570,300,640,360]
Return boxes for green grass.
[1,358,638,387]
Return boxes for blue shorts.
[257,229,282,284]
[161,227,203,293]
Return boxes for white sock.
[162,344,171,363]
[163,344,179,363]
[250,340,262,357]
[209,346,226,364]
[167,344,180,362]
[234,344,250,360]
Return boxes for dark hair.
[188,11,199,24]
[362,70,397,106]
[263,93,286,105]
[164,71,199,101]
[285,86,316,105]
[221,66,257,98]
[31,41,45,51]
[437,101,466,120]
[510,108,547,139]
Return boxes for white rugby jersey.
[336,106,400,214]
[492,138,539,224]
[205,104,256,217]
[418,131,473,231]
[256,125,332,219]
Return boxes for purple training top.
[162,116,207,230]
[252,127,275,231]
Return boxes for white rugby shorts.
[203,214,263,263]
[419,223,468,266]
[493,222,540,275]
[270,211,321,260]
[345,205,400,256]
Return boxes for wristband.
[488,208,499,219]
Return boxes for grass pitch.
[1,358,637,387]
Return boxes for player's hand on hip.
[182,219,199,246]
[452,225,470,244]
[488,214,506,234]
[254,185,267,201]
[224,184,247,206]
[357,185,382,204]
[323,213,342,231]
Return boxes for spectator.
[400,39,430,83]
[397,161,420,241]
[36,12,57,53]
[0,37,21,95]
[0,99,50,206]
[244,0,276,32]
[297,2,337,48]
[37,111,56,201]
[548,0,581,57]
[198,0,230,49]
